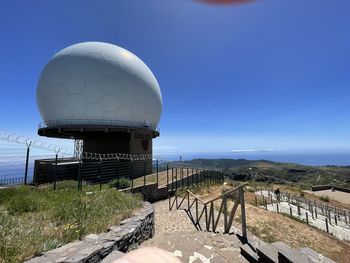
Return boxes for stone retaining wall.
[25,202,154,263]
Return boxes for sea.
[1,148,350,182]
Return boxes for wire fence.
[0,148,60,186]
[0,148,224,192]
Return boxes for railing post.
[24,144,31,185]
[205,205,209,231]
[187,191,190,209]
[223,195,228,233]
[166,163,169,191]
[187,168,189,188]
[239,186,247,240]
[54,153,58,190]
[176,168,178,190]
[196,198,198,224]
[172,167,174,191]
[191,168,194,186]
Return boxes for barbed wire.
[81,152,154,161]
[0,130,73,155]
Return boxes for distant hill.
[173,158,350,187]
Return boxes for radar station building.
[34,42,162,182]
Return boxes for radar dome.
[36,42,162,130]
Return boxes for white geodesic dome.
[36,42,162,130]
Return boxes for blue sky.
[0,0,350,153]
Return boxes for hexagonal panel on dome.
[49,60,68,85]
[101,95,120,111]
[82,63,104,84]
[85,104,104,118]
[66,94,87,115]
[51,85,68,106]
[83,84,104,103]
[100,77,124,96]
[65,56,86,75]
[54,105,73,119]
[64,75,86,94]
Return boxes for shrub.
[319,195,330,202]
[109,178,131,189]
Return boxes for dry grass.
[193,183,350,263]
[244,201,350,263]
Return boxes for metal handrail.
[169,182,247,239]
[188,190,206,204]
[38,119,159,132]
[206,183,248,204]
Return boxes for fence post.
[325,218,329,233]
[116,159,119,183]
[77,158,82,190]
[144,159,146,186]
[54,153,58,190]
[24,143,31,185]
[306,212,309,224]
[130,160,134,189]
[99,159,102,191]
[239,187,248,240]
[156,158,159,188]
[290,207,292,217]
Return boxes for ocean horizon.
[2,149,350,181]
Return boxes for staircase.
[169,185,337,263]
[240,240,336,263]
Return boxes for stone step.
[271,242,311,263]
[256,241,334,263]
[256,244,279,263]
[298,247,336,263]
[240,244,259,263]
[101,250,125,263]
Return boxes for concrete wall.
[124,171,223,202]
[312,185,350,193]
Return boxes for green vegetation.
[0,181,142,263]
[179,159,350,188]
[109,177,131,189]
[319,195,330,202]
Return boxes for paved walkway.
[141,200,249,263]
